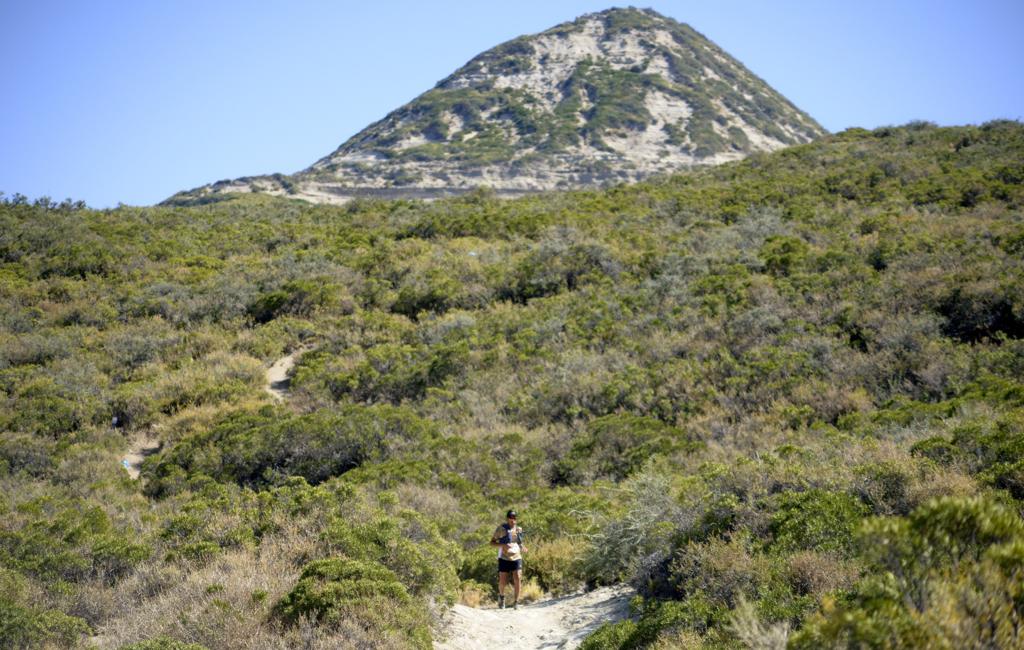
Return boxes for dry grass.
[786,551,859,597]
[671,536,757,608]
[457,581,493,608]
[517,576,545,604]
[729,596,790,650]
[528,538,585,596]
[88,522,323,650]
[650,629,706,649]
[907,467,978,506]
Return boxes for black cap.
[506,509,518,518]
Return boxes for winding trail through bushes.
[117,348,632,647]
[436,585,634,650]
[122,348,306,478]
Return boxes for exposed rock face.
[167,8,826,205]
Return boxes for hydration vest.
[496,523,523,560]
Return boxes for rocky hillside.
[167,7,825,205]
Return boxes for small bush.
[457,579,492,608]
[785,551,858,597]
[909,436,960,465]
[768,489,870,555]
[247,279,342,324]
[527,538,586,595]
[669,536,756,606]
[276,558,430,649]
[556,414,699,484]
[0,568,91,650]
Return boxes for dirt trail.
[264,347,306,401]
[122,434,159,479]
[121,349,305,478]
[436,585,634,650]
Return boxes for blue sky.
[2,1,1022,207]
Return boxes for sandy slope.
[435,585,634,650]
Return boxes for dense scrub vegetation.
[1,120,1023,648]
[311,6,823,188]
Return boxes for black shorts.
[498,558,522,573]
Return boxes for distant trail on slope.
[121,349,305,478]
[122,434,159,479]
[264,347,307,401]
[436,585,634,650]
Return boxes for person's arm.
[490,527,508,552]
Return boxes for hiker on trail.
[491,509,526,609]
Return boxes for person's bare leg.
[512,570,521,606]
[498,571,507,607]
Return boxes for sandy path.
[122,434,159,479]
[121,349,306,478]
[435,585,634,650]
[264,347,306,401]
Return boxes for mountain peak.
[168,8,825,205]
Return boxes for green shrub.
[854,461,913,515]
[0,433,54,476]
[392,269,462,318]
[323,508,461,604]
[579,618,638,650]
[860,495,1024,575]
[668,536,756,606]
[793,496,1024,648]
[90,534,153,579]
[0,567,91,649]
[147,404,438,493]
[0,496,150,583]
[247,279,342,323]
[760,235,809,277]
[276,558,430,649]
[981,459,1024,500]
[505,227,619,302]
[526,538,586,595]
[519,488,611,540]
[555,414,699,483]
[326,341,468,404]
[581,595,723,650]
[909,436,960,465]
[768,489,870,555]
[459,544,499,595]
[937,282,1024,342]
[3,376,90,437]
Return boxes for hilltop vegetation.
[1,120,1023,649]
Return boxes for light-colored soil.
[264,348,306,401]
[122,435,159,479]
[435,585,634,650]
